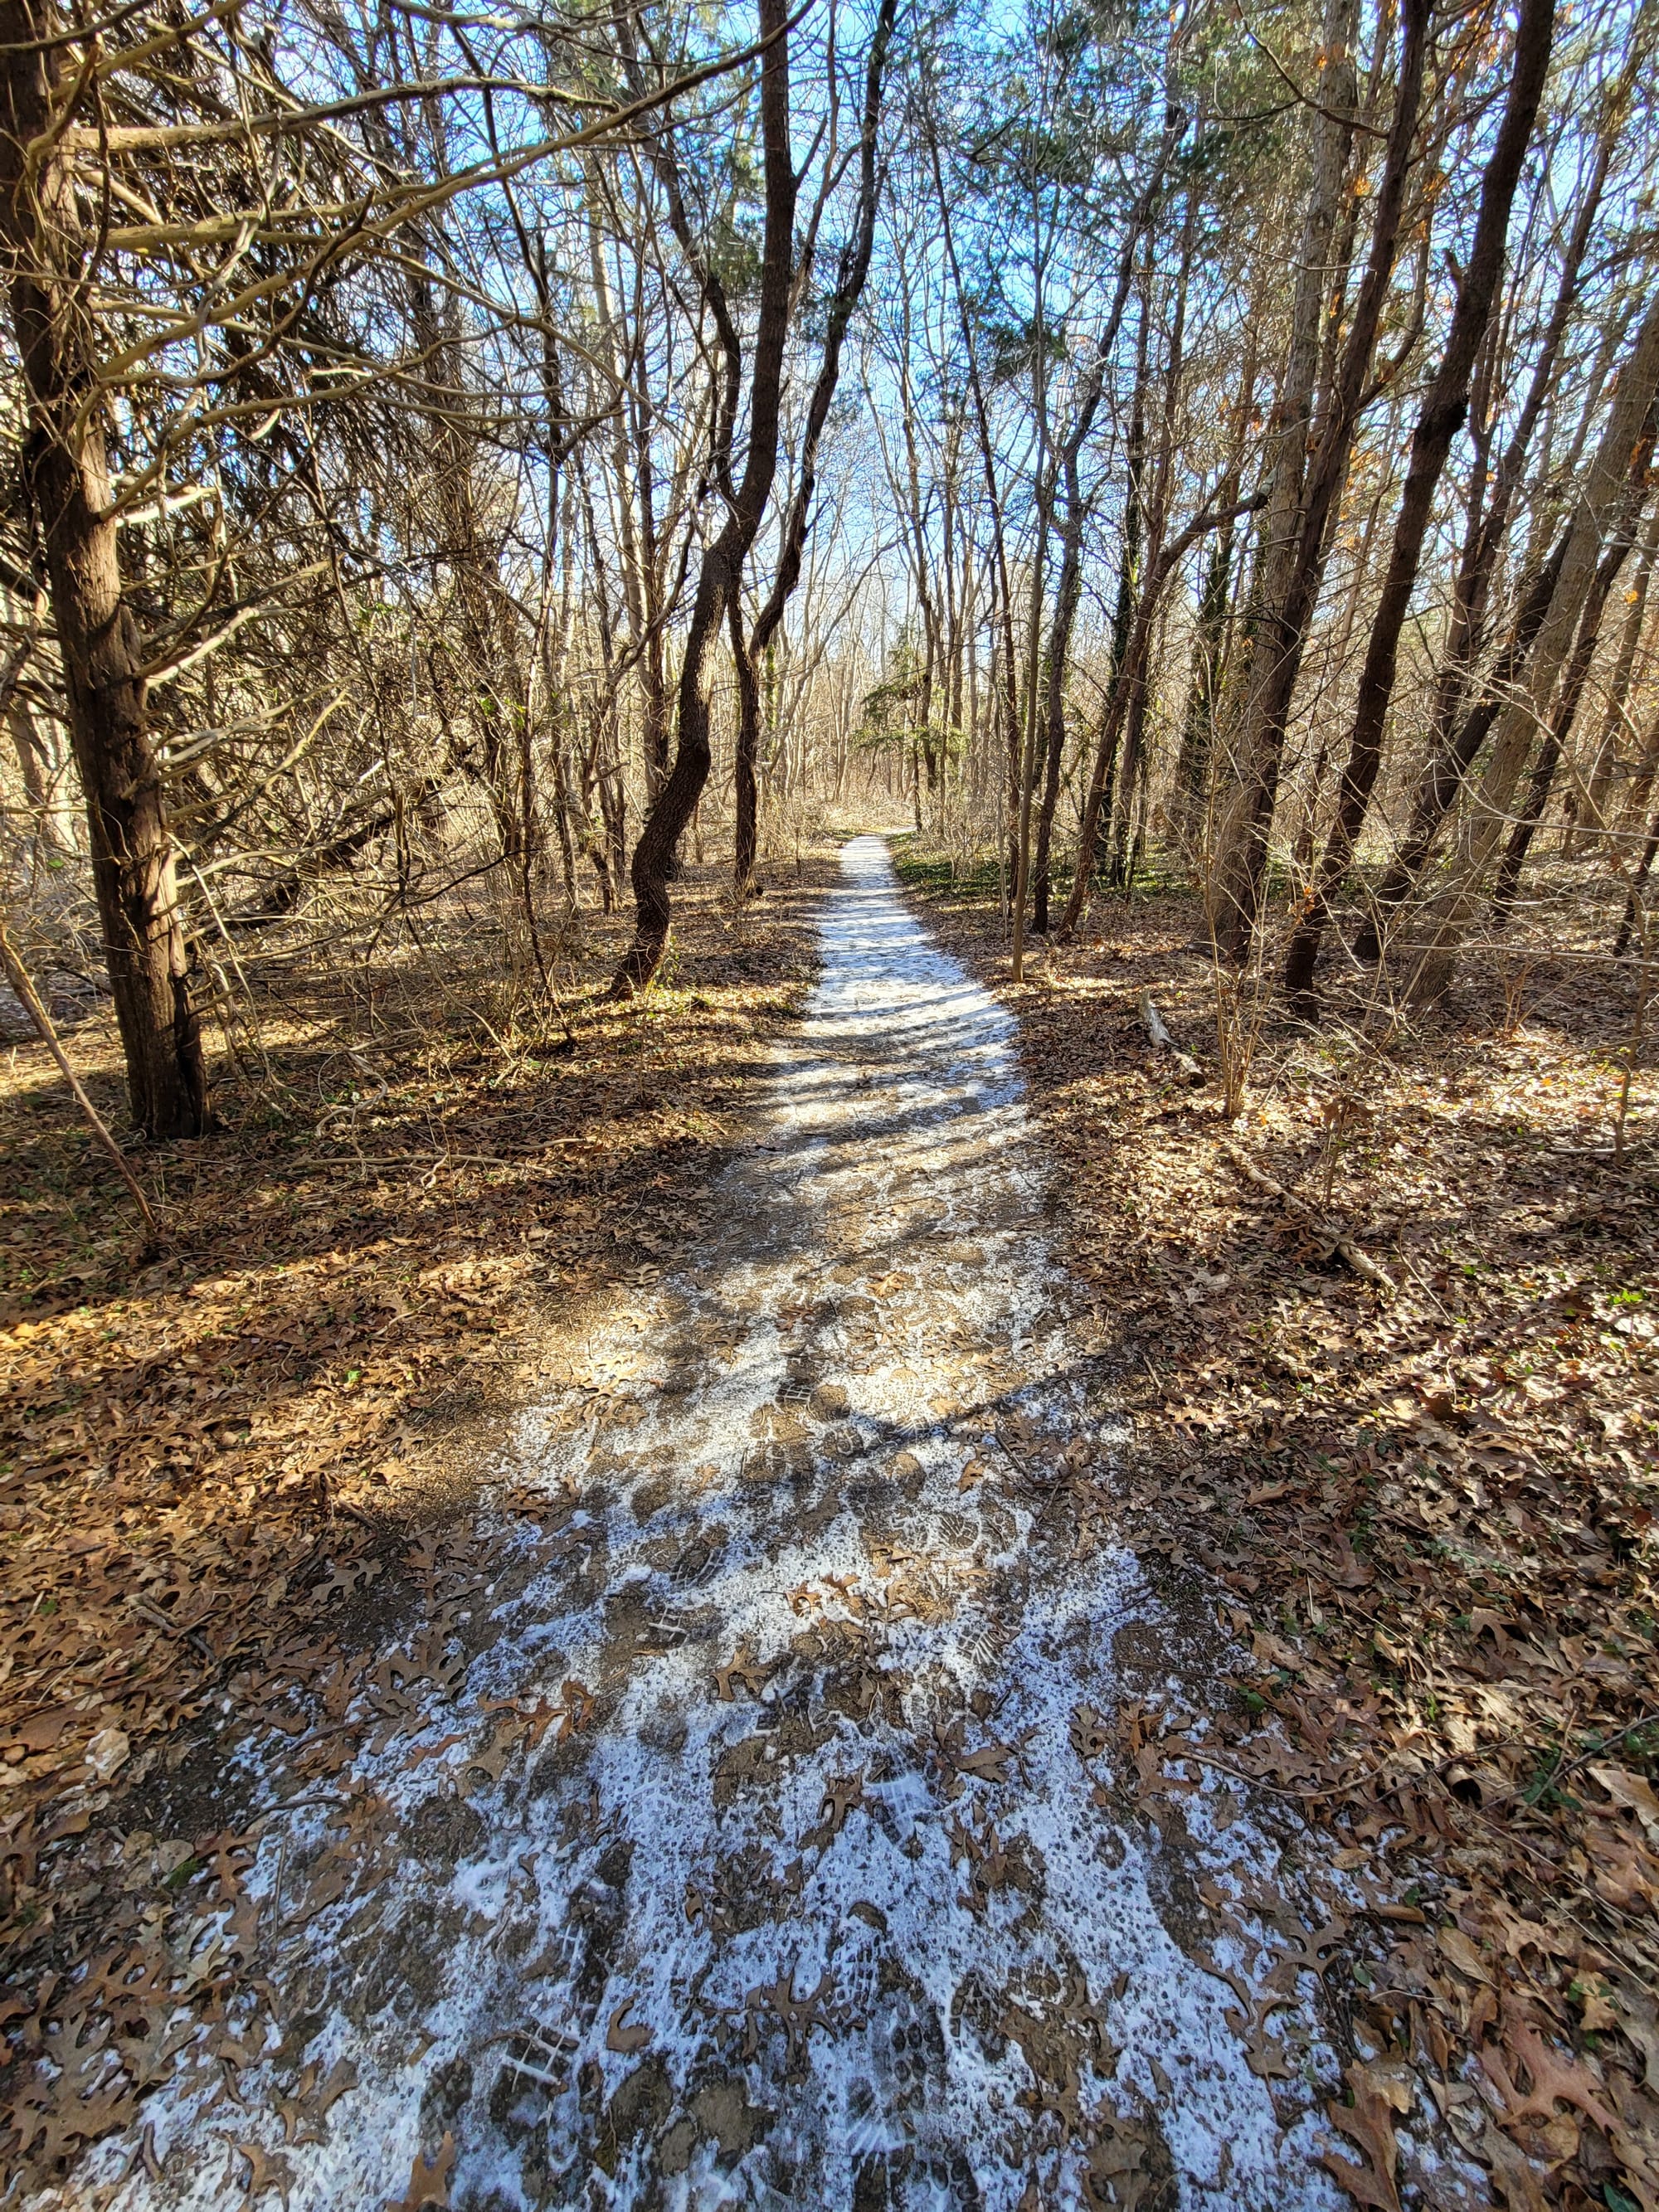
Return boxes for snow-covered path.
[84,836,1343,2211]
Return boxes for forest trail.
[97,837,1350,2212]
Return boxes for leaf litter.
[0,837,1385,2205]
[901,842,1659,2212]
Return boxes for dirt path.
[75,837,1350,2212]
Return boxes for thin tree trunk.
[1030,109,1183,930]
[1613,811,1659,959]
[1057,493,1263,939]
[1214,0,1429,963]
[615,0,797,992]
[1209,0,1361,955]
[731,583,761,891]
[1353,524,1569,955]
[1353,70,1635,961]
[926,100,1021,904]
[1111,195,1195,891]
[1173,328,1260,836]
[1280,0,1554,1008]
[733,0,896,893]
[1011,163,1056,983]
[1579,507,1659,847]
[1490,474,1652,924]
[1407,293,1659,1000]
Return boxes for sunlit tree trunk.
[0,0,207,1136]
[1280,0,1554,1008]
[1406,291,1659,1000]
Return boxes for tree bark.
[731,584,762,892]
[1489,467,1652,924]
[1214,0,1429,964]
[1280,0,1554,1009]
[927,95,1021,906]
[1172,328,1260,837]
[1579,506,1659,847]
[0,0,207,1136]
[1613,809,1659,960]
[1030,107,1183,931]
[1110,190,1196,892]
[1352,524,1568,955]
[1057,493,1263,939]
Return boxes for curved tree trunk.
[613,0,798,993]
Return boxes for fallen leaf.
[605,1996,652,2056]
[1321,2060,1409,2210]
[1436,1927,1494,1986]
[223,2137,294,2209]
[85,1726,129,1782]
[387,2132,456,2211]
[1588,1764,1659,1837]
[1480,2115,1549,2212]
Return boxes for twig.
[1556,1710,1659,1785]
[1172,1743,1399,1802]
[1219,1140,1394,1296]
[0,912,162,1243]
[1138,989,1205,1083]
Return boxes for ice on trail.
[79,835,1342,2210]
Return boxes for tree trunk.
[734,0,897,893]
[1030,440,1087,934]
[1111,192,1195,892]
[1407,291,1659,1001]
[927,98,1022,904]
[1490,471,1652,924]
[1209,0,1361,955]
[1057,493,1262,939]
[1030,109,1183,930]
[1172,328,1260,839]
[1353,72,1633,962]
[731,586,761,892]
[1353,524,1569,955]
[1579,506,1659,848]
[0,1,207,1136]
[1613,811,1659,960]
[1280,0,1554,1009]
[615,0,798,993]
[1010,156,1058,982]
[1214,0,1429,963]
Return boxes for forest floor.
[0,829,1653,2212]
[893,836,1659,2212]
[0,845,832,2200]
